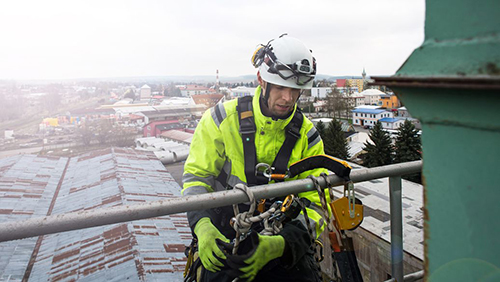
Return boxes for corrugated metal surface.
[160,130,193,144]
[0,154,69,281]
[0,148,191,281]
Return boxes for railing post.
[389,176,404,282]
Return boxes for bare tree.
[94,119,113,144]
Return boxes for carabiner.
[255,163,289,181]
[255,163,272,180]
[280,194,295,213]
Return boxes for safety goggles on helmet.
[264,56,316,86]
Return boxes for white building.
[140,84,152,100]
[379,117,405,130]
[360,89,385,106]
[311,87,332,99]
[352,107,393,128]
[230,86,256,98]
[4,129,14,139]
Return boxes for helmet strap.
[261,81,272,108]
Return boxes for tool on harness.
[183,238,205,282]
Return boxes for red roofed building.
[143,120,184,137]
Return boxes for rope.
[231,183,283,254]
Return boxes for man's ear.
[257,71,264,88]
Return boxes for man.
[182,35,327,282]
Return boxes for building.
[336,79,360,94]
[379,117,406,130]
[347,78,365,93]
[310,87,332,99]
[352,107,393,128]
[143,120,184,137]
[140,84,152,100]
[397,106,412,118]
[360,89,385,106]
[229,86,256,98]
[380,93,401,109]
[179,85,211,97]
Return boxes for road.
[0,146,43,158]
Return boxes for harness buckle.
[240,126,256,135]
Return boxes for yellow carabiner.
[280,194,295,213]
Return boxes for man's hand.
[194,217,230,272]
[239,234,285,281]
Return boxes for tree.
[78,124,94,146]
[124,89,136,100]
[324,119,350,160]
[315,120,326,140]
[394,120,422,183]
[325,86,343,119]
[394,120,421,163]
[94,119,113,144]
[362,121,393,167]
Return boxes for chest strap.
[237,96,303,185]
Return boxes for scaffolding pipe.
[0,160,422,243]
[390,176,404,282]
[385,270,424,282]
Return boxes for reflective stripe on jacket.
[182,86,329,239]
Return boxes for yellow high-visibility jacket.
[182,86,328,239]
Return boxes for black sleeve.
[278,219,313,269]
[187,210,211,231]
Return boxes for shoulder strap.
[271,109,304,179]
[238,96,260,185]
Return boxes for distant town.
[0,69,420,165]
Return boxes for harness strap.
[271,108,303,180]
[238,96,262,185]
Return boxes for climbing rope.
[231,183,283,254]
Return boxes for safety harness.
[237,95,303,186]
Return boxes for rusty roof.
[0,148,191,281]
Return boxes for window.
[147,126,151,130]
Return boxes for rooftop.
[352,108,388,114]
[0,148,190,281]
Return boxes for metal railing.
[0,160,423,282]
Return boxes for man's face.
[264,84,301,118]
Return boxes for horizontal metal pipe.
[384,270,424,282]
[0,160,422,243]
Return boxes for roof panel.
[1,149,190,281]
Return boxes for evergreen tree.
[315,120,326,141]
[394,119,422,183]
[394,120,421,163]
[362,121,393,167]
[324,119,350,160]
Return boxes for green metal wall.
[391,0,500,281]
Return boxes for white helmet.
[252,34,316,90]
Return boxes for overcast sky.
[0,0,425,80]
